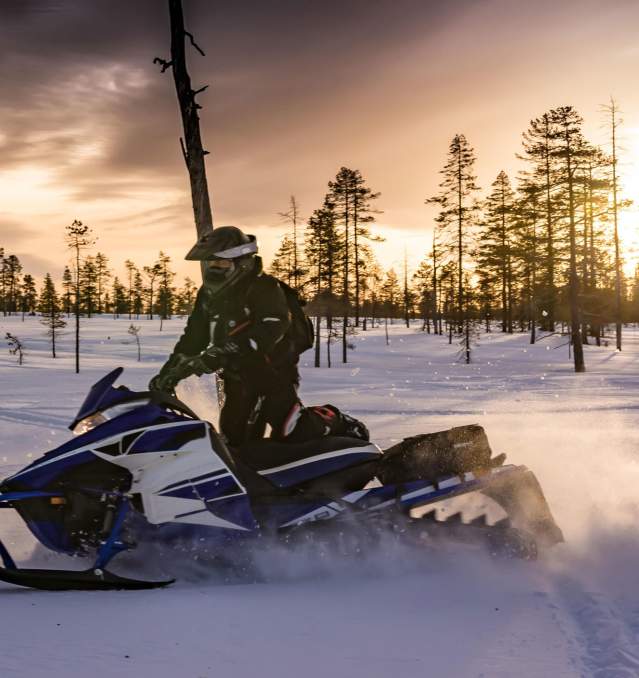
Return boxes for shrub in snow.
[5,332,24,365]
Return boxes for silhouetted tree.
[478,170,517,333]
[278,195,305,291]
[427,134,479,362]
[65,219,94,373]
[143,262,162,320]
[20,274,37,319]
[38,273,66,358]
[62,266,73,316]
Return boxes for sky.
[1,0,639,284]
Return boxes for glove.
[179,352,217,377]
[148,371,177,395]
[148,352,207,393]
[197,342,242,371]
[150,343,241,393]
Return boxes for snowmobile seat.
[237,436,382,489]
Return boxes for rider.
[149,226,368,447]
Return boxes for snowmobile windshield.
[72,399,150,435]
[70,367,151,432]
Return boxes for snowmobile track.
[554,577,639,678]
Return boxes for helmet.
[185,226,258,295]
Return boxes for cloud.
[2,0,639,280]
[0,218,40,248]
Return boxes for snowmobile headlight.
[72,399,149,435]
[73,413,107,435]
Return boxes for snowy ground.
[0,314,638,678]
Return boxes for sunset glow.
[1,0,638,285]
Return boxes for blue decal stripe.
[159,474,239,500]
[263,451,379,488]
[159,468,228,493]
[128,423,206,454]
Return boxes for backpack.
[278,281,314,354]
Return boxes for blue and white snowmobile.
[0,368,563,591]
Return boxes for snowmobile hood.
[69,367,138,430]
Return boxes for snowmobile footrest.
[0,565,174,591]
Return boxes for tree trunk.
[168,0,213,242]
[314,315,321,368]
[75,248,80,373]
[164,0,223,402]
[564,124,585,372]
[342,190,350,363]
[610,102,622,351]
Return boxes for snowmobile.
[0,368,563,591]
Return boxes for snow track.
[0,316,638,677]
[554,578,639,678]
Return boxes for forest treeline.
[271,104,638,371]
[0,245,198,321]
[1,104,637,372]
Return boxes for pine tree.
[305,198,344,304]
[124,259,137,320]
[270,235,297,286]
[380,269,401,320]
[304,197,346,367]
[327,167,381,334]
[363,259,384,329]
[426,134,479,362]
[478,171,517,333]
[80,256,98,318]
[20,274,38,319]
[277,196,306,291]
[520,113,561,331]
[143,262,163,320]
[1,254,22,315]
[402,249,413,327]
[111,277,128,318]
[132,270,144,319]
[0,247,4,315]
[94,252,111,314]
[175,277,198,315]
[65,219,94,373]
[550,106,587,372]
[38,274,66,358]
[413,258,435,332]
[513,180,542,343]
[351,171,382,326]
[156,251,175,326]
[62,266,73,316]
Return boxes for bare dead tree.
[155,0,213,245]
[128,324,142,362]
[156,0,223,405]
[603,98,623,351]
[5,332,24,365]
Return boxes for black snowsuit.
[162,258,335,447]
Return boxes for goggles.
[205,258,234,272]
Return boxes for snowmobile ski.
[0,564,174,591]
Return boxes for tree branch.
[153,57,173,73]
[184,31,205,56]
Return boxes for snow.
[1,315,638,678]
